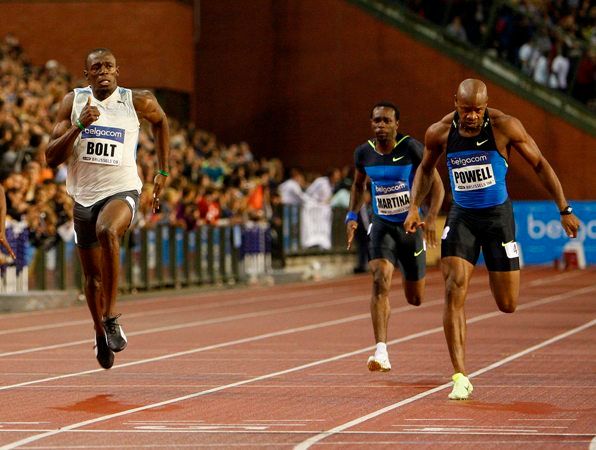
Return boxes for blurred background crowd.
[402,0,595,107]
[0,0,593,254]
[0,33,353,254]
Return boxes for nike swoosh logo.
[414,249,424,257]
[501,240,513,247]
[476,139,488,146]
[392,156,405,162]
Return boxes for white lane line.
[0,285,368,336]
[509,418,577,421]
[0,294,370,358]
[2,286,592,450]
[294,316,596,450]
[0,429,593,437]
[0,268,572,357]
[0,298,444,391]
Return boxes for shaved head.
[454,79,489,133]
[456,79,488,105]
[85,48,114,69]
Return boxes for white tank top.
[68,86,142,206]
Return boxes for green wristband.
[75,119,85,130]
[157,169,169,177]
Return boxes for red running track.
[0,266,594,449]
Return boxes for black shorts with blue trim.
[441,198,520,271]
[368,215,426,281]
[73,190,139,248]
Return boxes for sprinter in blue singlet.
[404,79,580,400]
[346,101,444,374]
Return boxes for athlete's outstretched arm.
[423,168,445,247]
[134,90,170,213]
[404,122,447,233]
[502,116,579,238]
[346,169,367,250]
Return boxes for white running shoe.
[448,373,473,400]
[367,354,392,372]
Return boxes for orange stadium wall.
[0,1,194,93]
[196,0,594,200]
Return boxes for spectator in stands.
[445,16,469,44]
[549,44,571,90]
[278,167,306,205]
[518,35,542,76]
[305,168,341,204]
[573,47,596,105]
[45,48,170,370]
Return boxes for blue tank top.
[354,134,423,223]
[446,111,509,209]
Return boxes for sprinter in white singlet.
[46,48,170,369]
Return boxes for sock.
[375,342,387,357]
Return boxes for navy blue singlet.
[446,111,509,209]
[354,134,423,223]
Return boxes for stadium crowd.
[402,0,596,108]
[1,0,593,257]
[0,34,353,259]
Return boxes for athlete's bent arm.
[134,90,170,213]
[501,116,580,238]
[0,185,15,259]
[404,122,446,233]
[346,169,367,250]
[46,94,77,168]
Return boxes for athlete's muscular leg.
[96,200,133,318]
[368,259,394,343]
[78,246,104,334]
[488,270,520,313]
[403,279,424,306]
[441,256,475,375]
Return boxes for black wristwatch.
[560,205,573,216]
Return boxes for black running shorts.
[441,198,520,271]
[73,190,140,248]
[368,215,426,281]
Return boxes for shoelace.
[104,313,122,334]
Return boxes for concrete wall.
[0,1,194,92]
[196,0,595,199]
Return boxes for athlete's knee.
[372,270,391,296]
[84,273,102,291]
[444,271,467,297]
[497,295,517,313]
[407,294,422,307]
[96,223,121,245]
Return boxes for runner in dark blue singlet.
[346,101,444,373]
[405,79,580,399]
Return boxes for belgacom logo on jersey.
[375,182,406,194]
[81,125,125,143]
[449,152,489,167]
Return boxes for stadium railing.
[0,205,351,293]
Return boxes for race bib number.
[79,125,125,166]
[503,241,519,259]
[452,164,495,191]
[375,182,410,216]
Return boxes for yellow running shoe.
[367,354,392,372]
[448,373,473,400]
